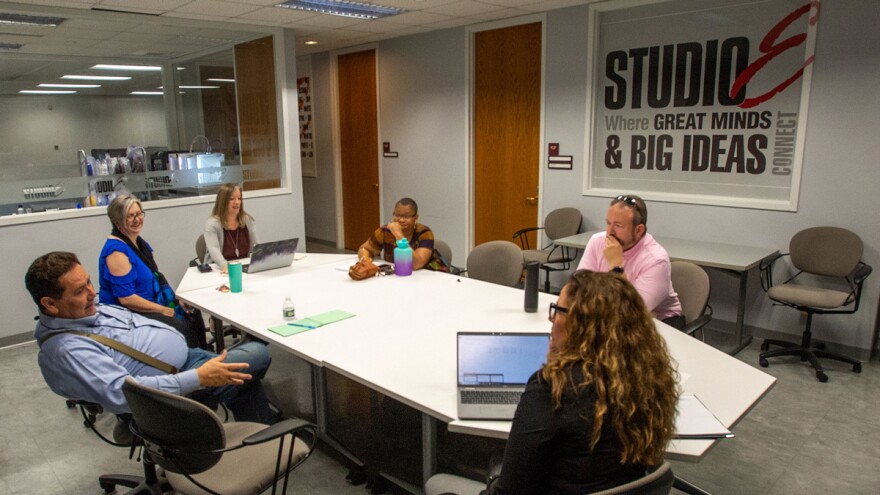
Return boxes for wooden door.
[474,23,542,247]
[234,36,280,190]
[338,50,380,251]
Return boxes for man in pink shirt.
[576,194,684,328]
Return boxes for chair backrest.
[466,241,523,287]
[195,234,207,263]
[670,261,710,324]
[543,207,582,241]
[122,377,226,475]
[789,227,862,277]
[434,238,453,265]
[589,462,674,495]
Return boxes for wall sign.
[297,58,317,177]
[583,0,819,211]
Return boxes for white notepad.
[675,394,734,439]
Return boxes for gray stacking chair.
[670,261,712,340]
[466,240,524,287]
[513,207,582,292]
[759,226,872,382]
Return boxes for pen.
[287,322,317,329]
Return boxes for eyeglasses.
[393,213,415,220]
[549,302,569,320]
[126,211,145,221]
[613,195,645,225]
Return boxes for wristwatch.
[611,266,624,274]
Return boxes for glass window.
[0,11,279,218]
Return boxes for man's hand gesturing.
[196,350,252,387]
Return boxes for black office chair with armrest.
[121,377,317,495]
[424,462,674,495]
[670,261,713,340]
[513,207,582,293]
[64,399,172,494]
[759,226,872,382]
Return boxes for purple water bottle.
[394,238,413,276]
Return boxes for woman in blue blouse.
[98,194,204,348]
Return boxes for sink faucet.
[189,135,212,154]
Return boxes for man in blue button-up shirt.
[26,251,274,424]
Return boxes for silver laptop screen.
[457,333,550,386]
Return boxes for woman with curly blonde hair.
[484,269,678,494]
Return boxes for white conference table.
[555,231,779,355]
[176,254,775,484]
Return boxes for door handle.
[526,196,538,204]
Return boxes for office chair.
[424,462,674,495]
[670,261,713,340]
[434,238,465,275]
[122,377,317,495]
[513,207,582,293]
[759,227,872,382]
[196,233,208,264]
[466,241,523,287]
[64,399,173,494]
[191,233,241,352]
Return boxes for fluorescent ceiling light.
[63,75,131,81]
[180,85,220,89]
[0,42,23,50]
[92,64,161,71]
[0,13,66,27]
[39,83,100,88]
[131,91,163,95]
[206,78,235,83]
[304,41,319,45]
[276,0,403,19]
[20,90,75,94]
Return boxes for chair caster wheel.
[816,371,828,383]
[760,342,769,351]
[759,358,769,368]
[853,363,862,373]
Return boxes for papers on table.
[674,394,734,439]
[268,310,356,337]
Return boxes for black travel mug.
[524,261,539,313]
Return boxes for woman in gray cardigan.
[204,183,256,273]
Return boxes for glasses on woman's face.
[549,302,569,320]
[126,211,145,222]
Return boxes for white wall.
[305,1,879,352]
[0,95,167,179]
[301,52,338,243]
[377,31,469,263]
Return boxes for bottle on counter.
[17,205,25,215]
[282,296,296,321]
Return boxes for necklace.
[225,228,242,258]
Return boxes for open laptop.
[242,238,299,274]
[457,332,550,420]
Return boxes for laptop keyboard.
[461,390,522,405]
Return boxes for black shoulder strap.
[39,330,178,374]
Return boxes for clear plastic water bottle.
[394,238,413,276]
[282,296,295,321]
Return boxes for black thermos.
[524,261,539,313]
